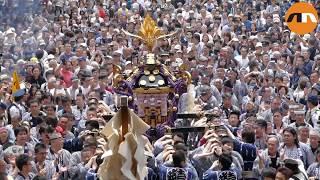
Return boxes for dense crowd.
[0,0,320,179]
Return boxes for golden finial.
[138,15,163,51]
[122,14,181,52]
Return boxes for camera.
[269,59,276,69]
[88,129,100,137]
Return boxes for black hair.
[94,154,103,173]
[14,94,24,102]
[297,55,305,61]
[173,133,185,144]
[172,150,186,168]
[34,143,46,153]
[274,76,283,81]
[32,175,47,180]
[14,126,28,137]
[87,106,97,112]
[85,120,100,130]
[256,119,268,131]
[55,96,63,104]
[28,99,39,107]
[83,136,98,148]
[281,53,288,59]
[262,168,276,179]
[174,142,187,152]
[192,34,200,42]
[39,126,48,135]
[61,96,71,103]
[308,97,319,107]
[276,167,293,179]
[15,154,30,171]
[44,104,56,111]
[45,117,58,128]
[272,108,282,116]
[32,66,42,73]
[284,159,300,174]
[229,110,240,118]
[283,127,299,146]
[29,84,40,97]
[221,137,234,145]
[40,93,52,103]
[76,93,85,100]
[222,93,232,99]
[46,126,55,134]
[61,113,74,121]
[32,116,44,126]
[241,128,255,144]
[219,153,233,170]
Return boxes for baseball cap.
[39,39,46,46]
[174,44,181,51]
[0,103,7,110]
[199,56,208,62]
[4,145,24,156]
[13,89,26,97]
[294,110,305,115]
[78,56,86,62]
[199,85,211,95]
[47,54,55,60]
[255,42,263,48]
[307,95,319,104]
[71,76,79,82]
[49,132,62,141]
[0,74,10,82]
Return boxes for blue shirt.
[244,20,252,31]
[203,169,239,180]
[233,138,257,171]
[85,169,97,180]
[303,60,314,77]
[159,164,198,180]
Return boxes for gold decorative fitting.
[113,74,123,88]
[153,69,159,75]
[182,71,192,84]
[146,53,156,65]
[139,80,147,86]
[144,70,151,75]
[113,64,122,75]
[133,87,173,94]
[149,75,156,82]
[179,63,189,71]
[158,80,164,86]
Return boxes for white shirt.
[235,55,249,69]
[9,102,26,119]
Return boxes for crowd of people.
[0,0,320,179]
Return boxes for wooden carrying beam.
[176,113,200,119]
[166,127,206,134]
[120,96,129,141]
[176,113,220,120]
